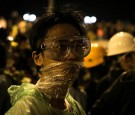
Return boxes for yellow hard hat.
[83,42,106,68]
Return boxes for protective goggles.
[38,36,90,61]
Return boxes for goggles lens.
[40,36,90,61]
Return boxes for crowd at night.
[0,1,135,115]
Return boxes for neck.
[36,76,70,99]
[50,98,66,110]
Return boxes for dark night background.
[0,0,135,22]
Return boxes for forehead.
[46,23,80,40]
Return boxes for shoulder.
[5,95,51,115]
[120,69,135,82]
[8,83,44,105]
[66,93,86,115]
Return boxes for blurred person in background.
[5,6,90,115]
[6,19,37,84]
[0,27,19,115]
[83,42,108,113]
[90,31,135,115]
[94,32,131,99]
[84,42,107,82]
[12,31,37,84]
[0,44,12,115]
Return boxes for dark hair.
[29,7,87,52]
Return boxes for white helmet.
[107,32,135,56]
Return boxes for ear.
[32,51,43,66]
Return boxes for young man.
[5,7,90,115]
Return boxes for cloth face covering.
[36,62,82,99]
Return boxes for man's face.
[33,23,90,78]
[119,52,135,70]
